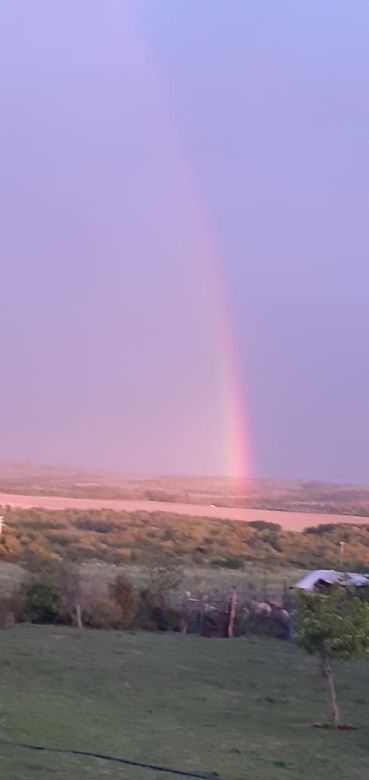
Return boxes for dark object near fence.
[180,591,291,640]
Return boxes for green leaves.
[295,586,369,661]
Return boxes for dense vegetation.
[1,506,369,571]
[0,565,184,633]
[295,587,369,727]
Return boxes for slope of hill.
[2,505,369,571]
[0,463,369,517]
[2,491,369,532]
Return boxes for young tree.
[109,573,135,628]
[58,564,84,638]
[295,587,369,728]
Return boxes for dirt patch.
[1,491,369,531]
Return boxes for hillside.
[1,463,369,517]
[2,506,369,572]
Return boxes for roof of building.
[294,569,369,591]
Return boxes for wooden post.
[263,571,268,602]
[75,602,83,639]
[181,592,191,635]
[227,588,237,638]
[199,579,205,636]
[339,541,345,569]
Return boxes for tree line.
[1,507,369,570]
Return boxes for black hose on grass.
[0,740,218,779]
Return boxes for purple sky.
[1,1,369,483]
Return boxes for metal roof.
[294,569,369,591]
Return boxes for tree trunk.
[199,580,205,636]
[75,601,83,639]
[227,591,237,638]
[320,652,340,728]
[181,596,190,635]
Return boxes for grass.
[0,628,369,779]
[0,560,305,601]
[80,562,305,602]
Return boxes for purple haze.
[1,1,369,482]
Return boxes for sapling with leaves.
[58,563,84,638]
[294,585,369,728]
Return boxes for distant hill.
[0,463,368,517]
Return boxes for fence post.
[227,588,237,638]
[199,579,205,636]
[181,592,191,635]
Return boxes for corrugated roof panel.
[294,569,369,591]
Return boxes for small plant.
[58,563,84,637]
[295,586,369,728]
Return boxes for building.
[294,569,369,593]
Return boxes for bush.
[304,523,345,535]
[22,581,59,624]
[211,555,244,569]
[135,588,180,632]
[82,592,124,629]
[248,521,282,532]
[109,574,135,628]
[146,564,182,601]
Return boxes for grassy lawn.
[0,628,368,779]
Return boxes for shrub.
[82,592,124,629]
[146,564,182,605]
[211,555,244,569]
[109,574,135,628]
[135,588,180,632]
[0,530,22,560]
[248,521,282,532]
[22,581,59,624]
[304,523,345,536]
[135,589,155,630]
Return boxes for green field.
[0,627,369,779]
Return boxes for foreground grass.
[0,628,368,779]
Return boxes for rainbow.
[121,10,250,479]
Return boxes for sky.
[1,1,369,483]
